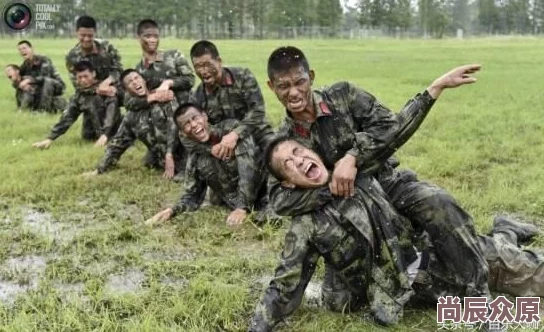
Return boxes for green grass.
[0,37,543,331]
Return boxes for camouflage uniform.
[251,178,544,330]
[250,175,422,331]
[96,99,181,174]
[48,85,122,142]
[172,120,268,215]
[481,230,544,297]
[65,39,124,104]
[187,67,274,151]
[18,54,66,112]
[124,50,195,110]
[269,82,490,301]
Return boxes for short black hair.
[173,102,204,130]
[263,135,298,181]
[190,40,220,59]
[267,46,310,81]
[137,19,159,35]
[5,64,21,71]
[76,15,96,30]
[73,60,94,73]
[17,40,32,47]
[120,69,140,85]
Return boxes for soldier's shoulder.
[163,49,184,57]
[227,66,252,77]
[66,45,79,58]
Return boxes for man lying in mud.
[248,137,543,332]
[146,103,272,227]
[83,69,184,177]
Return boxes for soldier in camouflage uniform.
[32,61,122,150]
[83,69,183,177]
[147,103,269,227]
[124,19,195,111]
[188,40,274,159]
[13,40,66,112]
[65,16,123,105]
[249,138,544,331]
[264,46,493,304]
[5,63,65,113]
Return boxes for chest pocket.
[314,98,357,168]
[312,211,348,255]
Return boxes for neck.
[143,50,157,60]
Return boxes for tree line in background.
[1,0,543,38]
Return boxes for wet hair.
[190,40,220,59]
[5,64,21,71]
[76,15,96,30]
[173,102,204,130]
[267,46,310,81]
[263,135,299,181]
[17,40,32,48]
[73,60,94,73]
[120,69,139,85]
[137,19,159,35]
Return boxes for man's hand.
[94,134,108,147]
[32,139,53,149]
[211,132,239,160]
[329,154,357,197]
[82,170,99,178]
[427,64,481,99]
[96,78,116,97]
[163,153,175,179]
[145,208,174,226]
[226,208,247,227]
[18,78,32,91]
[149,90,174,103]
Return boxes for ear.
[309,69,315,84]
[280,180,296,189]
[217,56,222,64]
[267,80,274,92]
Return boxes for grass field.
[0,37,543,331]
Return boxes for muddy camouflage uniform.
[65,39,124,103]
[172,120,268,215]
[17,54,67,112]
[250,177,544,331]
[187,67,274,151]
[269,82,491,304]
[47,85,121,142]
[250,175,422,331]
[96,99,181,174]
[124,50,195,111]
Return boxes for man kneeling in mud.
[147,103,273,226]
[249,137,543,332]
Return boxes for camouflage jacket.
[249,175,418,331]
[189,67,268,140]
[96,99,179,173]
[20,54,65,94]
[124,50,195,110]
[269,82,436,216]
[48,85,120,140]
[172,120,265,214]
[65,39,123,89]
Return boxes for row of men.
[5,17,543,331]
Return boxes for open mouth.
[288,99,303,110]
[134,84,144,93]
[192,127,206,138]
[304,161,321,180]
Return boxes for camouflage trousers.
[80,112,123,141]
[18,78,66,113]
[142,143,186,174]
[322,224,544,311]
[322,166,492,310]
